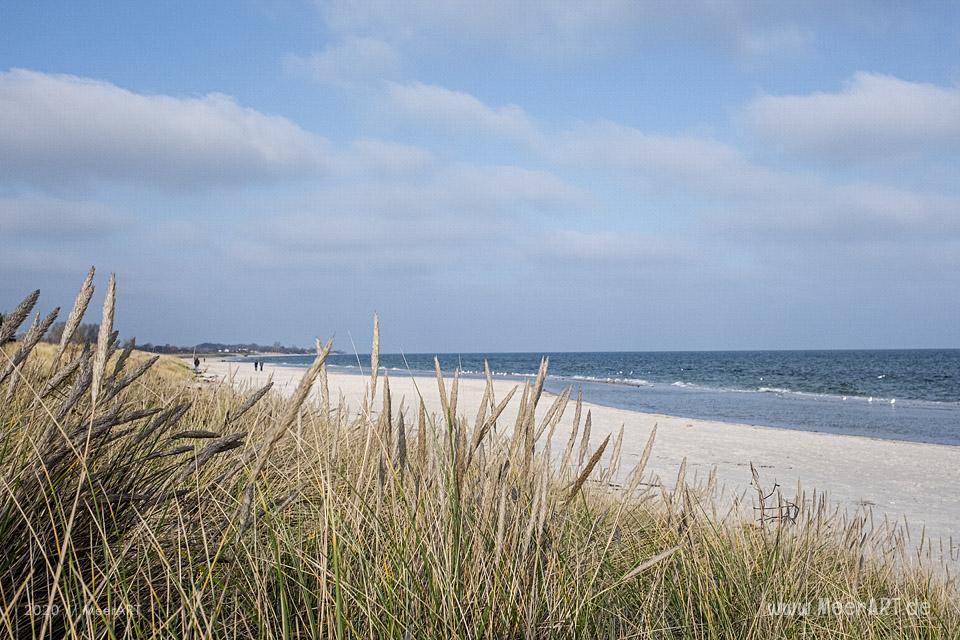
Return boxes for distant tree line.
[0,316,95,345]
[138,341,314,355]
[43,321,101,345]
[0,318,110,346]
[0,312,315,355]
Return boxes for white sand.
[199,358,960,560]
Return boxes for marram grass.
[0,272,957,639]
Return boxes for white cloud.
[320,0,639,56]
[0,69,328,190]
[537,230,697,267]
[738,25,813,57]
[318,0,816,59]
[0,195,125,238]
[745,72,960,161]
[226,162,590,271]
[385,81,537,143]
[713,183,960,241]
[337,139,434,178]
[377,78,958,243]
[548,121,793,199]
[292,163,588,220]
[288,36,401,86]
[546,120,959,241]
[438,164,589,212]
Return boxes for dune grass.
[0,272,957,639]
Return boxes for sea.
[251,350,960,447]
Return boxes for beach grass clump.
[0,271,957,638]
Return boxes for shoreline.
[247,352,960,406]
[218,357,960,448]
[197,357,960,563]
[219,357,958,450]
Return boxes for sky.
[1,1,958,353]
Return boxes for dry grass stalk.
[319,363,330,417]
[472,384,490,442]
[53,266,95,367]
[110,338,135,381]
[434,357,450,424]
[101,354,159,403]
[380,374,393,448]
[531,356,548,407]
[237,337,333,535]
[377,375,392,488]
[2,306,59,377]
[577,410,592,466]
[0,289,39,345]
[416,400,427,474]
[465,385,517,473]
[53,349,93,423]
[667,457,688,523]
[225,381,274,425]
[534,385,570,441]
[624,425,658,494]
[483,359,497,408]
[560,390,583,472]
[40,348,85,398]
[604,424,624,483]
[620,544,683,583]
[369,313,379,400]
[395,410,407,474]
[512,381,529,440]
[90,273,116,407]
[567,434,610,503]
[450,368,460,422]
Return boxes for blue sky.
[1,1,958,352]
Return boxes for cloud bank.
[287,36,401,86]
[746,72,960,161]
[318,0,817,59]
[0,69,328,190]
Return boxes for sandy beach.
[200,358,960,561]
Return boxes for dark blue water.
[248,350,960,446]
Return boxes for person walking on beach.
[193,356,200,369]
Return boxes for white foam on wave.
[756,386,903,405]
[758,386,797,395]
[568,374,653,387]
